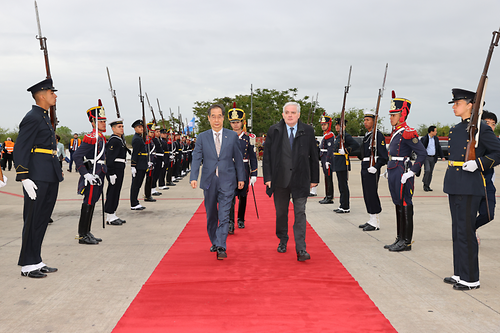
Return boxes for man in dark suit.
[14,78,63,278]
[190,104,245,260]
[420,125,445,191]
[263,102,319,261]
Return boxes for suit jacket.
[263,119,319,198]
[190,128,245,192]
[420,134,444,163]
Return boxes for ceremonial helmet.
[389,91,411,122]
[87,99,106,122]
[319,112,332,132]
[146,122,156,132]
[228,102,247,131]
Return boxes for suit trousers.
[18,180,59,266]
[361,168,382,214]
[336,170,350,209]
[449,194,481,283]
[273,186,307,252]
[105,168,124,214]
[130,169,146,207]
[423,156,436,188]
[203,176,233,249]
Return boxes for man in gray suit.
[190,104,245,260]
[263,102,319,261]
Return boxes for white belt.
[243,159,249,162]
[156,153,164,156]
[85,159,105,165]
[115,158,126,163]
[320,149,328,152]
[389,156,405,161]
[362,157,378,162]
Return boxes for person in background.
[67,133,81,172]
[2,137,15,171]
[420,125,445,191]
[56,135,66,169]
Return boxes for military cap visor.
[335,118,348,125]
[27,78,57,93]
[131,119,143,128]
[364,110,376,118]
[448,88,476,104]
[108,118,123,126]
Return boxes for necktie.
[289,127,294,149]
[215,132,221,176]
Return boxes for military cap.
[27,78,57,93]
[131,119,143,128]
[146,122,156,132]
[364,110,376,118]
[160,128,168,134]
[449,88,476,104]
[335,118,348,125]
[319,113,332,123]
[87,105,106,122]
[228,108,245,122]
[108,118,123,127]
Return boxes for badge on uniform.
[412,137,418,144]
[328,142,331,146]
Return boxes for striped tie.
[215,132,221,176]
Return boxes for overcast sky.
[2,0,500,136]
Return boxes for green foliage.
[329,108,386,137]
[416,122,451,137]
[55,126,73,145]
[192,88,326,136]
[0,126,19,143]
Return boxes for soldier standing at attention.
[144,123,157,201]
[332,118,359,214]
[358,110,388,231]
[104,118,127,225]
[318,113,335,205]
[443,89,500,290]
[151,126,163,196]
[15,78,62,278]
[166,129,177,187]
[73,104,107,245]
[130,120,148,210]
[384,92,426,252]
[158,128,170,190]
[228,105,258,234]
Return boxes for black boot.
[87,204,102,242]
[228,197,235,234]
[78,204,98,245]
[389,205,413,252]
[319,196,334,204]
[237,196,247,228]
[385,205,402,249]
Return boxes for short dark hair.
[427,126,437,133]
[482,110,497,123]
[56,134,61,141]
[208,104,225,116]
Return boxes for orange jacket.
[4,140,14,153]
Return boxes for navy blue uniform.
[361,130,388,214]
[14,105,63,267]
[444,118,500,284]
[104,134,127,214]
[320,131,335,200]
[332,133,359,210]
[130,133,148,207]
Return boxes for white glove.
[148,162,154,168]
[325,162,331,169]
[109,174,117,185]
[0,175,7,188]
[463,160,478,173]
[22,179,38,200]
[131,167,137,178]
[367,166,377,174]
[84,173,101,186]
[250,176,257,186]
[170,154,175,161]
[401,170,415,184]
[382,170,388,179]
[338,148,345,155]
[162,161,165,168]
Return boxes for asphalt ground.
[0,160,499,332]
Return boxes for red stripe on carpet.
[113,179,395,333]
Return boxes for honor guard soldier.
[158,128,170,190]
[73,103,107,245]
[385,91,426,252]
[15,78,62,278]
[130,120,148,210]
[358,110,388,231]
[228,105,258,234]
[173,132,182,181]
[144,122,157,201]
[151,125,164,195]
[332,118,359,213]
[166,129,177,186]
[319,113,335,204]
[104,118,127,225]
[443,89,500,290]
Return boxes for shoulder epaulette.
[83,132,97,145]
[324,132,334,140]
[402,126,418,140]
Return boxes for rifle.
[369,63,388,168]
[145,92,157,124]
[138,77,147,142]
[106,67,120,118]
[157,99,166,129]
[466,28,500,161]
[34,1,57,130]
[307,93,319,125]
[339,66,352,152]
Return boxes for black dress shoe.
[384,238,400,249]
[443,277,459,285]
[151,192,162,196]
[237,219,245,228]
[319,198,334,204]
[297,250,311,261]
[89,232,102,242]
[427,187,433,191]
[363,224,379,231]
[210,245,217,252]
[277,243,287,253]
[118,218,126,224]
[21,269,47,278]
[423,186,430,192]
[131,205,146,210]
[40,266,58,273]
[79,234,99,245]
[144,197,157,202]
[167,182,176,186]
[107,219,123,226]
[48,217,54,223]
[217,247,227,260]
[228,222,235,235]
[358,223,368,228]
[453,283,480,290]
[388,240,411,252]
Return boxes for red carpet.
[113,179,396,333]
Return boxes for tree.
[329,108,386,137]
[56,126,73,146]
[416,122,451,137]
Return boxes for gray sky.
[2,0,500,136]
